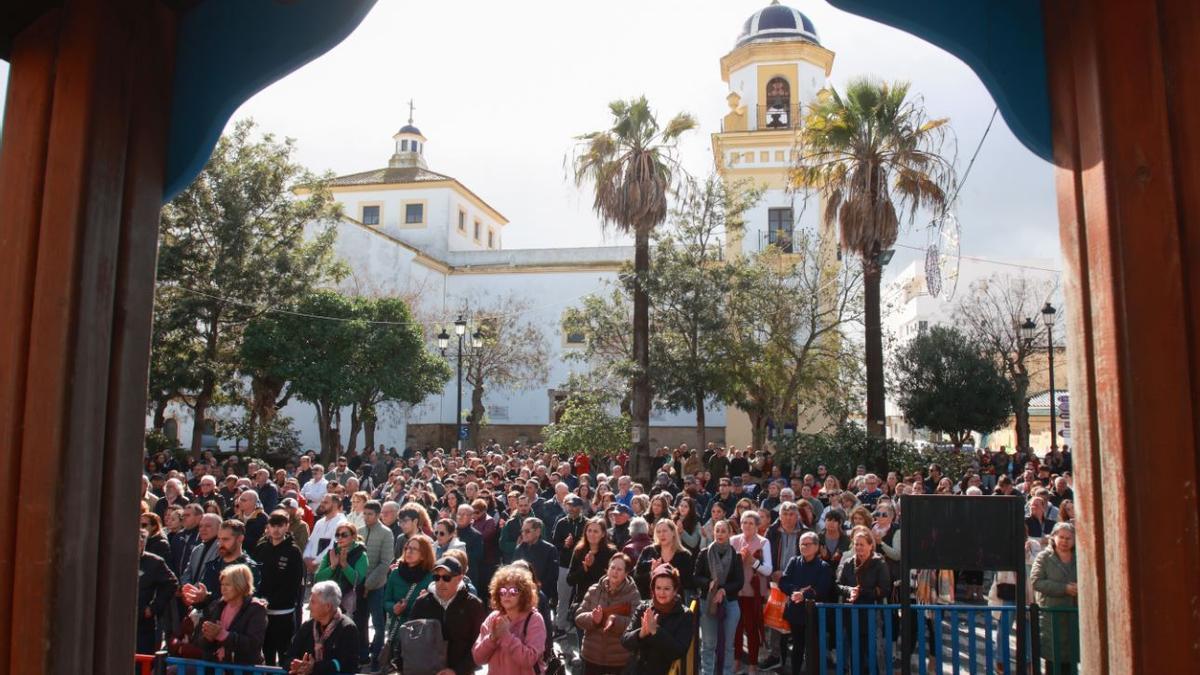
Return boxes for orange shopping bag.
[763,584,790,633]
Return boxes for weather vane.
[407,98,416,124]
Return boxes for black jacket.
[195,598,268,664]
[252,535,305,611]
[456,523,485,589]
[835,553,891,604]
[566,544,615,604]
[198,552,261,607]
[515,539,560,600]
[692,544,745,601]
[765,522,808,572]
[138,552,178,618]
[409,584,488,675]
[145,532,172,562]
[778,555,835,628]
[634,545,694,598]
[620,599,695,675]
[168,527,200,577]
[287,612,359,674]
[552,515,587,569]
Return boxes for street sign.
[458,425,469,440]
[1060,428,1071,439]
[1058,393,1070,415]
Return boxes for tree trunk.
[189,388,210,456]
[364,415,376,453]
[694,389,707,451]
[315,401,336,464]
[749,410,769,451]
[863,256,886,446]
[630,226,653,486]
[468,383,485,451]
[152,398,167,432]
[346,403,361,455]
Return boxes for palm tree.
[571,97,696,485]
[793,77,954,443]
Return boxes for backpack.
[398,618,447,675]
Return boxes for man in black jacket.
[779,532,835,675]
[408,557,487,675]
[287,580,359,674]
[168,503,203,577]
[550,496,586,634]
[137,529,178,654]
[253,511,305,667]
[454,504,486,591]
[514,517,560,609]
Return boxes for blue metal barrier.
[162,657,286,674]
[806,603,1047,674]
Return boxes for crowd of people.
[137,441,1080,675]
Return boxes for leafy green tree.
[571,97,697,485]
[242,292,450,461]
[562,287,636,414]
[793,78,955,440]
[893,325,1014,448]
[646,176,757,449]
[461,294,549,450]
[775,422,974,484]
[542,388,631,460]
[344,296,451,454]
[154,118,343,453]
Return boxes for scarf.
[312,608,343,661]
[707,542,734,596]
[396,563,426,585]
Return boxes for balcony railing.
[759,228,797,253]
[756,103,803,130]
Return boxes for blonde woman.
[634,519,694,598]
[193,563,268,665]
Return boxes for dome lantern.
[389,99,428,169]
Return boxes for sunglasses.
[336,531,353,539]
[874,512,891,518]
[432,573,456,582]
[436,530,451,537]
[498,587,519,597]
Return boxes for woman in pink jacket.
[472,563,547,675]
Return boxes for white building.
[881,256,1062,441]
[163,2,842,454]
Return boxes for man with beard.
[499,492,532,564]
[303,493,347,573]
[252,511,304,666]
[455,504,486,591]
[181,519,261,610]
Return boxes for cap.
[280,498,299,509]
[432,556,463,576]
[609,503,633,517]
[566,495,585,508]
[150,473,165,481]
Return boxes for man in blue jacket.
[778,531,835,674]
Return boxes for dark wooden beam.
[0,0,175,672]
[1043,0,1200,672]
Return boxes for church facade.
[165,2,835,454]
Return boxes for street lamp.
[1041,302,1058,450]
[436,327,450,351]
[1020,317,1037,343]
[471,328,483,349]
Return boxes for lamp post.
[438,316,484,451]
[1041,302,1058,450]
[1020,317,1037,451]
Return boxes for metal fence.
[800,603,1078,675]
[134,652,287,675]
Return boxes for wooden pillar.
[1043,0,1200,672]
[0,1,175,672]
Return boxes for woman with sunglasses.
[313,522,369,618]
[433,517,466,558]
[472,564,546,675]
[140,512,172,561]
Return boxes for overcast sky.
[0,0,1063,279]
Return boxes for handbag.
[763,585,790,632]
[167,608,205,659]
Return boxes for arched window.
[765,77,792,128]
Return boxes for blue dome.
[737,1,819,47]
[398,124,422,135]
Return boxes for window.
[458,209,467,232]
[474,220,482,241]
[918,320,929,334]
[488,405,509,421]
[767,208,794,253]
[405,203,424,224]
[401,139,409,151]
[361,205,380,225]
[487,228,495,249]
[764,76,792,128]
[565,330,586,345]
